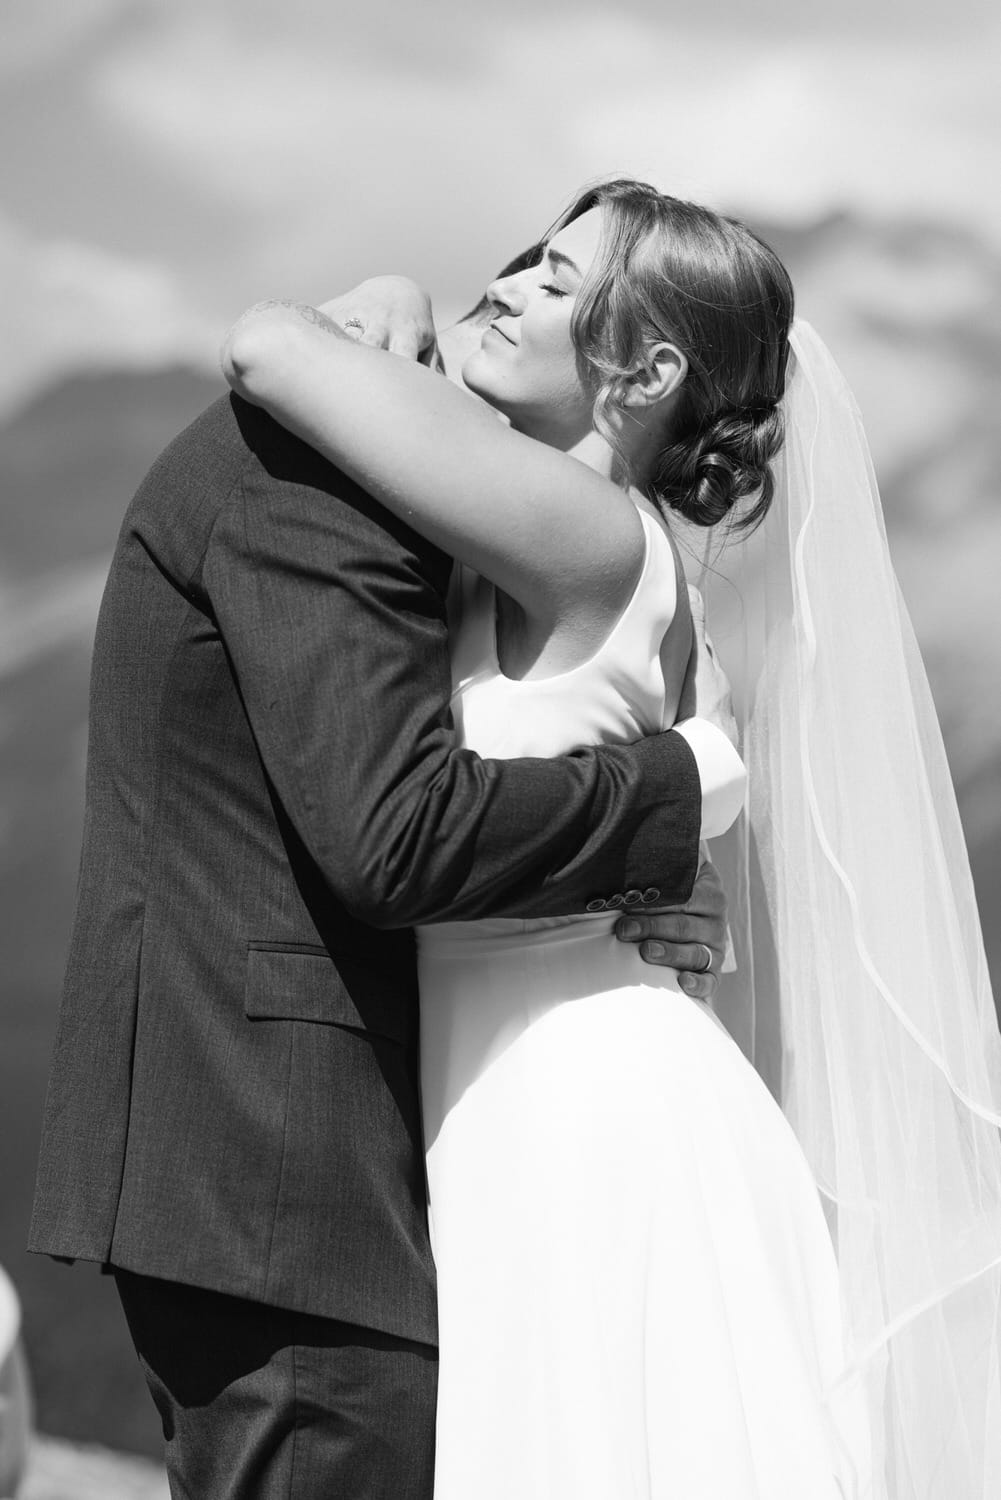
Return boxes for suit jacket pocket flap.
[245,947,414,1044]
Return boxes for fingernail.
[618,919,641,939]
[645,941,665,959]
[679,973,695,992]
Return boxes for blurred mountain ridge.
[0,366,223,582]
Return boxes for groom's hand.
[614,859,727,1002]
[318,276,439,365]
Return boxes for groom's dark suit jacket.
[29,393,702,1346]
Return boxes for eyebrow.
[544,245,583,279]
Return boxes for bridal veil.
[697,321,1001,1498]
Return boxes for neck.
[437,320,643,486]
[553,425,617,477]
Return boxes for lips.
[487,322,517,346]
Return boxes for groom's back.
[29,395,437,1346]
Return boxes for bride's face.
[462,207,604,443]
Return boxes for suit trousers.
[114,1269,438,1500]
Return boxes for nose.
[486,270,526,317]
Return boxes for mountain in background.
[1,212,999,1457]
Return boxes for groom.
[29,271,741,1499]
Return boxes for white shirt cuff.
[674,718,747,840]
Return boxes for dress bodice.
[447,508,681,761]
[423,508,683,942]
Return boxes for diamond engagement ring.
[343,317,365,332]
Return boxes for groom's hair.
[458,243,544,325]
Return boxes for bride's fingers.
[336,315,395,350]
[357,321,390,348]
[334,314,370,342]
[687,583,706,635]
[388,330,423,360]
[389,328,441,363]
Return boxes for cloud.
[572,31,1000,240]
[87,12,581,315]
[0,213,218,418]
[789,226,1001,473]
[91,12,1000,227]
[2,0,129,75]
[92,14,465,207]
[79,7,1001,338]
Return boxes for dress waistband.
[417,911,618,950]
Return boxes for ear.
[619,342,688,410]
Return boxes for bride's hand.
[318,276,440,366]
[678,586,738,748]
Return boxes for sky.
[2,0,999,832]
[1,0,998,413]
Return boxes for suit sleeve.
[203,422,703,928]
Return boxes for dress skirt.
[418,914,870,1500]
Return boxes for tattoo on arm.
[244,299,342,334]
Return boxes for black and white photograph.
[1,1,999,1496]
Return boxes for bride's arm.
[220,300,643,622]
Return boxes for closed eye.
[540,283,569,299]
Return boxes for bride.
[222,179,1001,1498]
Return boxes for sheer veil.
[695,321,1001,1497]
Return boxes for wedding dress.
[418,506,870,1499]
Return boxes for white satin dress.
[418,510,870,1499]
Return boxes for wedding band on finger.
[693,943,713,974]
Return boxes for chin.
[461,350,508,414]
[461,346,489,390]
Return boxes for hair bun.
[655,404,784,531]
